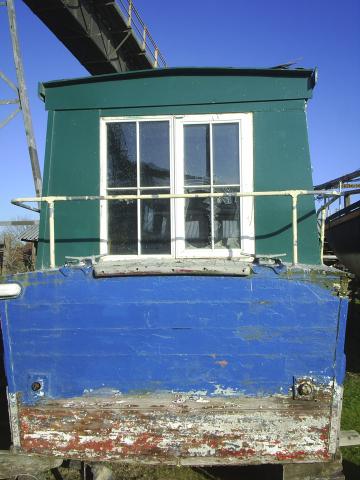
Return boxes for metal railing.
[116,0,167,68]
[316,186,360,263]
[12,190,343,269]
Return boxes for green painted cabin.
[36,67,320,268]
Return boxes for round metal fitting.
[31,381,42,392]
[297,381,313,397]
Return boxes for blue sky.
[1,0,359,219]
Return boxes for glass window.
[213,123,239,185]
[107,122,136,188]
[106,120,171,255]
[182,121,241,252]
[103,114,254,258]
[184,125,210,186]
[140,121,170,187]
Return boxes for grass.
[341,373,360,466]
[340,286,360,479]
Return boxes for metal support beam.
[0,220,39,226]
[6,0,42,197]
[0,106,20,129]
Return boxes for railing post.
[320,205,327,264]
[292,193,298,265]
[142,25,147,50]
[48,200,55,269]
[127,0,133,27]
[154,47,158,68]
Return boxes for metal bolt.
[31,381,41,392]
[297,382,313,397]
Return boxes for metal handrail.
[12,189,341,269]
[116,0,166,68]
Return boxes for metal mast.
[1,0,42,197]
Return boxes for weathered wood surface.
[94,258,252,277]
[282,453,344,480]
[17,390,337,465]
[0,450,62,479]
[339,429,360,446]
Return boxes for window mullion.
[209,123,214,250]
[238,121,242,249]
[136,121,141,256]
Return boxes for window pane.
[214,188,240,249]
[107,122,137,188]
[141,190,171,254]
[213,123,240,185]
[184,125,210,186]
[140,121,170,187]
[185,188,211,249]
[108,196,137,254]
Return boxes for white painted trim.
[174,116,185,257]
[100,116,173,258]
[169,117,176,256]
[99,118,108,255]
[209,123,215,250]
[240,113,255,255]
[136,121,141,256]
[174,113,254,258]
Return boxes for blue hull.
[0,263,348,464]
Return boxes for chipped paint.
[214,360,228,368]
[0,264,349,465]
[7,391,20,448]
[328,383,343,453]
[15,389,336,465]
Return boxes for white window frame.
[100,113,254,260]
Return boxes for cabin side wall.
[37,110,101,268]
[37,74,319,268]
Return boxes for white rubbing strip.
[0,283,21,298]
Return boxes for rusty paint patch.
[214,360,228,368]
[12,388,338,465]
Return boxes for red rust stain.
[121,433,164,456]
[315,448,331,460]
[215,360,228,368]
[319,427,329,442]
[275,450,307,461]
[218,447,256,458]
[17,395,333,464]
[75,439,116,453]
[275,448,330,461]
[200,434,221,450]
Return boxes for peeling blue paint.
[0,265,348,405]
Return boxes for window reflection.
[107,120,171,255]
[184,125,210,185]
[140,122,170,187]
[141,190,171,254]
[214,189,240,249]
[108,196,137,254]
[185,189,211,249]
[107,122,136,188]
[213,123,240,185]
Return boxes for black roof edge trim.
[40,66,317,90]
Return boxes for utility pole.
[1,0,42,197]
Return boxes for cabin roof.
[40,66,317,90]
[39,66,317,112]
